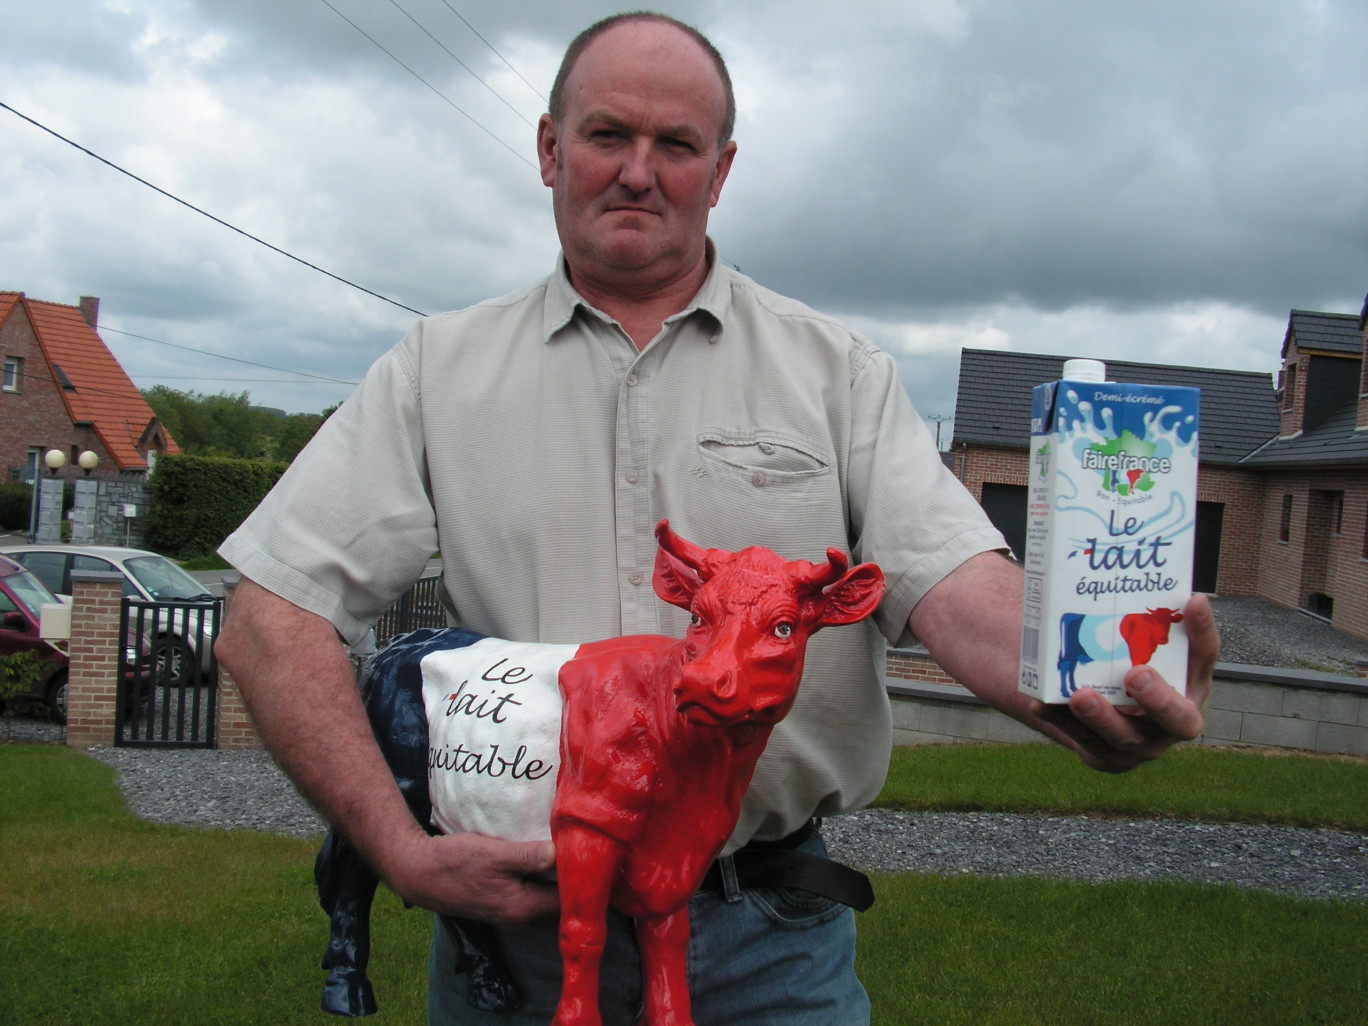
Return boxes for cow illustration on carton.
[315,520,884,1026]
[1057,607,1184,696]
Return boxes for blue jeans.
[428,828,870,1025]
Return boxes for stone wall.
[94,477,151,548]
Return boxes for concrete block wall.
[1199,664,1368,757]
[886,646,1368,758]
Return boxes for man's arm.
[907,552,1217,772]
[214,577,558,924]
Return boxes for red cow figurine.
[313,521,884,1024]
[549,521,884,1026]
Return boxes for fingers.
[384,832,560,927]
[1181,592,1220,711]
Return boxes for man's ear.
[709,139,737,208]
[537,114,559,187]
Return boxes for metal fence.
[374,575,446,646]
[116,597,221,747]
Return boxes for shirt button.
[629,572,644,586]
[752,471,767,487]
[625,373,639,387]
[625,470,639,485]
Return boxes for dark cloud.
[1,0,1363,416]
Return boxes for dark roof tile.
[952,349,1278,465]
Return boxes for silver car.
[0,544,218,685]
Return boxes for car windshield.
[3,568,61,618]
[122,556,215,601]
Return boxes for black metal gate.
[116,597,222,747]
[374,575,446,646]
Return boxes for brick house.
[1,292,178,542]
[949,298,1368,643]
[1239,308,1368,642]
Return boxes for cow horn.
[655,520,709,573]
[799,547,850,591]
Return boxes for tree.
[142,387,329,461]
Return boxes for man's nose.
[617,139,655,192]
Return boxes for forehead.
[699,557,799,608]
[560,20,727,137]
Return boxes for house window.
[1279,494,1293,542]
[2,356,19,392]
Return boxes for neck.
[567,251,711,351]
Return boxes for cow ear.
[816,563,885,627]
[653,546,703,610]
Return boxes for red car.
[0,553,148,723]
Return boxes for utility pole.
[927,415,950,452]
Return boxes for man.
[216,12,1216,1024]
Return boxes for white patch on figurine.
[421,637,574,841]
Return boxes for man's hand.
[1032,592,1218,772]
[217,578,558,926]
[910,553,1221,773]
[381,830,559,927]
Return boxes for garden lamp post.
[72,450,100,543]
[34,449,67,542]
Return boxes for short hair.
[547,11,736,147]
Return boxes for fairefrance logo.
[1034,442,1051,479]
[1080,429,1171,496]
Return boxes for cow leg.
[551,824,623,1026]
[637,908,694,1026]
[316,829,380,1016]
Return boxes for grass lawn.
[2,742,1365,1024]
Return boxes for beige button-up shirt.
[222,250,1005,846]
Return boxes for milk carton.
[1018,359,1200,704]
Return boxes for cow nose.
[679,663,737,704]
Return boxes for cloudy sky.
[3,0,1365,436]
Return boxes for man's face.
[537,21,737,296]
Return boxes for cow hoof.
[321,969,378,1017]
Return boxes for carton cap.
[1062,358,1106,382]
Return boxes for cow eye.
[689,611,701,627]
[774,622,793,639]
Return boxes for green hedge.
[143,454,286,560]
[0,482,32,531]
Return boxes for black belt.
[699,820,875,912]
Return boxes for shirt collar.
[542,238,732,344]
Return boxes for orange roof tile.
[20,296,180,470]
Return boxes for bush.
[0,651,45,714]
[0,482,32,531]
[143,454,287,560]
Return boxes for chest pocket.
[697,431,830,484]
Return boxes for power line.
[101,325,360,384]
[0,99,428,319]
[386,0,536,127]
[437,2,548,105]
[317,0,539,172]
